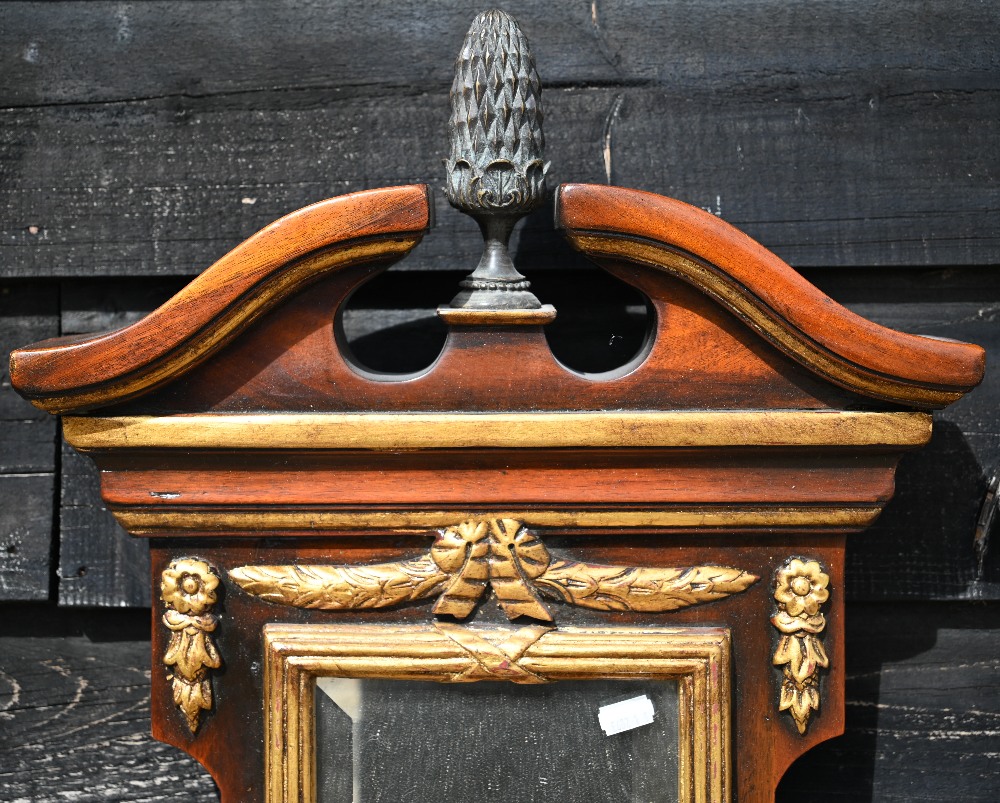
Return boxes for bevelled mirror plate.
[315,677,681,802]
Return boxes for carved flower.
[775,559,829,617]
[161,559,219,615]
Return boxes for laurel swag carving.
[230,518,758,620]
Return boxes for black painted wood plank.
[1,1,996,276]
[0,282,58,601]
[807,267,1000,602]
[0,612,217,802]
[778,602,1000,801]
[58,440,150,608]
[52,280,183,608]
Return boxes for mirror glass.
[315,678,680,802]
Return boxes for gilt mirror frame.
[264,623,731,803]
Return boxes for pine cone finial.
[445,9,547,215]
[440,9,553,317]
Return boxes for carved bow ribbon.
[430,518,553,621]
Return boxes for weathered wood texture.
[0,282,57,601]
[0,609,217,802]
[810,268,1000,602]
[1,1,997,277]
[1,602,995,802]
[778,602,1000,801]
[58,439,150,607]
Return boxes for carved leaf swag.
[771,557,830,735]
[229,518,758,621]
[161,558,222,734]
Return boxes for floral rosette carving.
[161,558,222,734]
[771,558,830,734]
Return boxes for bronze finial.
[440,9,554,319]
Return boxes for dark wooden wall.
[1,2,997,800]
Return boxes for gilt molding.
[230,517,758,621]
[264,623,731,803]
[63,410,931,451]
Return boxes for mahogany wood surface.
[557,183,985,409]
[11,185,983,417]
[7,181,983,802]
[114,270,862,413]
[9,185,431,413]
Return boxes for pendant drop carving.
[230,517,758,621]
[160,558,222,734]
[771,557,831,734]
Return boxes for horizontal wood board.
[0,602,996,801]
[1,0,998,276]
[0,282,57,601]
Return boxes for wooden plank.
[0,1,996,276]
[0,602,994,801]
[0,613,216,802]
[778,602,1000,801]
[58,440,150,607]
[0,282,57,601]
[52,281,172,607]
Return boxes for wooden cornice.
[556,183,985,409]
[9,185,431,414]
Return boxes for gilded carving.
[161,558,221,733]
[771,557,830,734]
[228,557,447,611]
[264,623,732,803]
[433,621,552,683]
[230,517,758,620]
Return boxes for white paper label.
[598,695,655,736]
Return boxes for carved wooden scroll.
[230,517,758,621]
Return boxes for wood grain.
[557,183,986,409]
[58,441,150,608]
[37,268,1000,606]
[9,185,431,413]
[63,411,932,450]
[0,616,217,802]
[2,602,993,802]
[0,282,57,601]
[778,602,1000,802]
